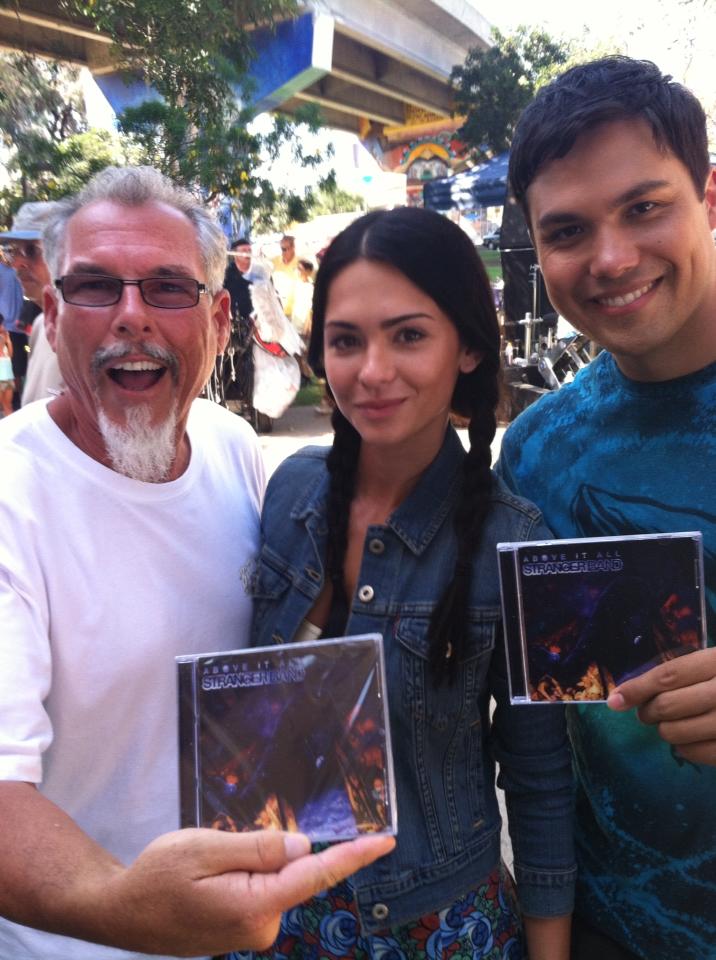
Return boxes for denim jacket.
[252,427,576,932]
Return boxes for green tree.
[308,175,365,217]
[117,98,326,211]
[451,27,572,160]
[61,0,297,121]
[60,0,330,225]
[247,169,363,234]
[0,53,126,222]
[0,53,86,148]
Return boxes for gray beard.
[97,402,179,483]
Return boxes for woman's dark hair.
[510,56,710,220]
[308,206,501,680]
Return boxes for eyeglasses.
[54,274,208,309]
[4,241,42,261]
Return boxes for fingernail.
[607,692,626,710]
[284,833,311,860]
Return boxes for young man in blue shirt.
[497,56,716,960]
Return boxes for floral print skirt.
[226,862,523,960]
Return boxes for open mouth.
[107,360,167,391]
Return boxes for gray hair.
[12,200,64,236]
[42,166,228,294]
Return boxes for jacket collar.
[290,427,465,556]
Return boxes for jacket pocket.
[250,549,294,642]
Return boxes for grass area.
[477,247,503,283]
[294,379,325,406]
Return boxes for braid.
[308,207,502,682]
[325,408,361,592]
[428,361,500,682]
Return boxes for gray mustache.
[92,342,180,384]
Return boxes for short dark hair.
[509,56,710,217]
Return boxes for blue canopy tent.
[423,152,509,211]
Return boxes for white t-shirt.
[0,398,265,960]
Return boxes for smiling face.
[44,199,230,477]
[323,259,479,464]
[527,119,716,381]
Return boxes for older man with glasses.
[0,165,394,960]
[0,201,64,405]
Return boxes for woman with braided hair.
[243,208,575,960]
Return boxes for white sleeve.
[0,510,53,783]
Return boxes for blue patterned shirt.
[497,351,716,960]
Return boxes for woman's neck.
[354,433,445,521]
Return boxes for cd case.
[497,532,707,703]
[177,633,397,841]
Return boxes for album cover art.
[177,633,396,841]
[497,532,707,703]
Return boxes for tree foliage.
[61,0,297,119]
[308,175,365,217]
[0,54,86,146]
[57,0,330,226]
[451,27,572,160]
[116,97,327,214]
[249,171,364,234]
[0,0,344,231]
[0,53,126,222]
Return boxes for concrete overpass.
[0,0,491,134]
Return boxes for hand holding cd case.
[177,633,396,841]
[498,532,707,703]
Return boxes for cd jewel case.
[497,531,707,703]
[177,633,397,841]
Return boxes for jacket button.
[371,902,389,921]
[271,632,283,643]
[358,584,374,603]
[305,567,321,581]
[368,538,385,555]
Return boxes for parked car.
[482,228,501,250]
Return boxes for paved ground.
[259,403,514,869]
[257,402,334,476]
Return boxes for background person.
[0,165,393,960]
[0,256,23,336]
[496,56,716,960]
[293,257,315,341]
[237,207,575,960]
[0,317,14,416]
[0,201,64,405]
[270,233,300,324]
[217,237,256,412]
